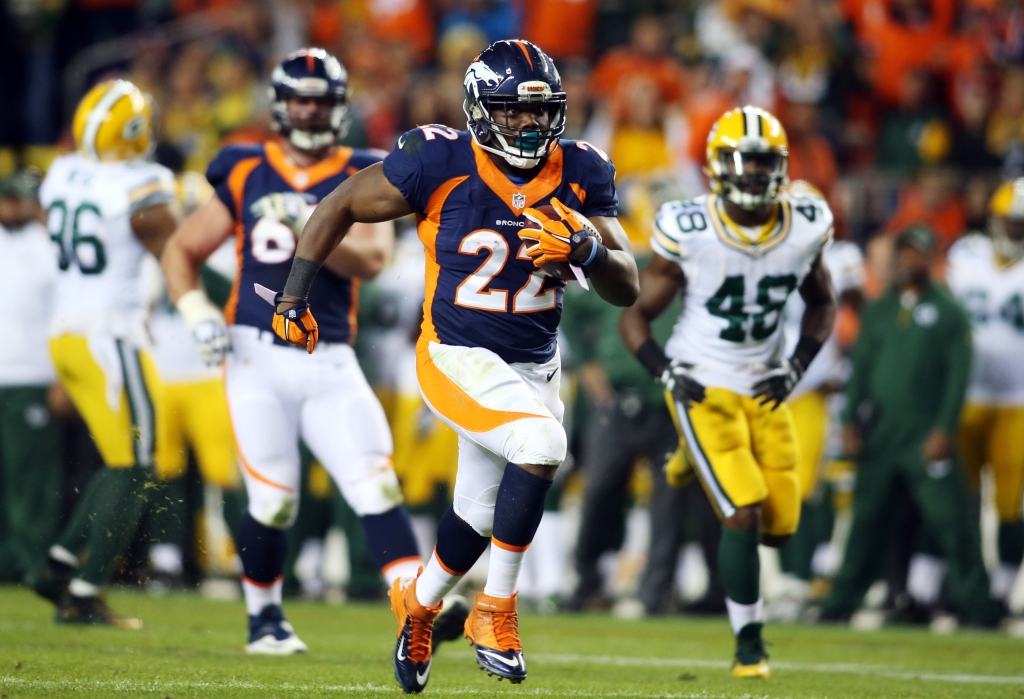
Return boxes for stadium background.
[1,0,1024,620]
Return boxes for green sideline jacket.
[842,280,972,452]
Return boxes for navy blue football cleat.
[246,604,308,655]
[465,592,527,683]
[390,574,441,693]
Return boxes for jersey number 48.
[706,273,797,342]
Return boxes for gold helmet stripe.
[82,81,135,160]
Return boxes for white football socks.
[725,598,764,635]
[149,543,184,576]
[242,576,283,616]
[415,551,461,608]
[483,541,526,599]
[69,578,99,598]
[50,545,78,568]
[382,556,424,587]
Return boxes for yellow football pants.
[155,379,240,489]
[50,334,161,468]
[959,403,1024,523]
[788,390,829,502]
[390,392,458,508]
[668,387,801,536]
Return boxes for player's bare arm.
[585,215,639,306]
[620,254,706,407]
[282,163,410,306]
[796,253,837,346]
[620,253,684,351]
[161,195,235,303]
[161,194,236,365]
[130,201,181,259]
[322,220,395,280]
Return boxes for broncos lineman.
[620,107,836,678]
[161,49,434,654]
[31,80,180,626]
[273,40,639,691]
[946,179,1024,606]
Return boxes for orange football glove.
[519,197,594,268]
[272,297,319,353]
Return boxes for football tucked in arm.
[521,203,602,282]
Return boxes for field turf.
[0,586,1022,698]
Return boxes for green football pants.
[0,386,63,581]
[825,446,992,619]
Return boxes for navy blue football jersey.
[207,140,380,345]
[383,125,618,364]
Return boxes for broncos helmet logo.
[465,61,508,98]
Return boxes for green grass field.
[1,587,1022,699]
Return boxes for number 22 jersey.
[652,192,833,395]
[382,125,618,364]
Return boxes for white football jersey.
[946,233,1024,405]
[784,240,864,397]
[40,153,175,339]
[652,192,833,395]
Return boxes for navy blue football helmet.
[269,48,349,152]
[463,40,566,169]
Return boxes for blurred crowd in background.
[2,0,1024,625]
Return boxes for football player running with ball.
[620,107,837,678]
[274,40,638,692]
[162,49,449,654]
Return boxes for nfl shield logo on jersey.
[513,193,526,209]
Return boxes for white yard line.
[521,652,1024,685]
[0,677,770,698]
[1,651,1022,696]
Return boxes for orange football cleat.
[272,302,319,353]
[390,573,440,693]
[464,592,526,683]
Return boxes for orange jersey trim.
[418,175,470,342]
[471,140,563,216]
[223,157,262,325]
[263,140,353,192]
[416,340,545,433]
[347,278,360,346]
[491,537,530,553]
[569,182,586,206]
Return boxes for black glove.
[751,336,822,410]
[659,359,707,408]
[751,358,804,410]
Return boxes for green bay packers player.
[946,179,1024,606]
[29,80,179,626]
[620,107,836,678]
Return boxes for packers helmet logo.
[122,115,146,142]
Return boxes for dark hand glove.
[751,357,804,410]
[659,359,707,408]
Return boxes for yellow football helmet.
[705,106,788,210]
[72,80,154,162]
[989,178,1024,261]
